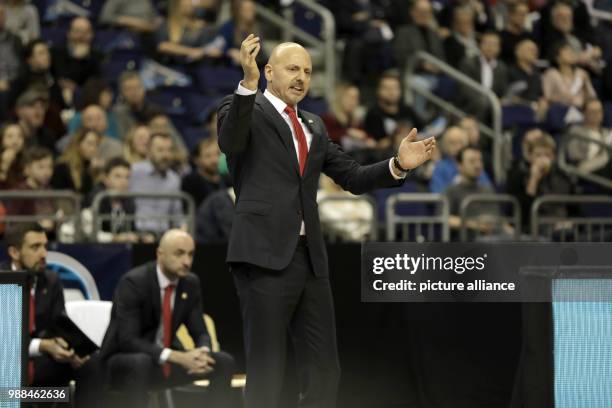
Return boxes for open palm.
[397,128,436,170]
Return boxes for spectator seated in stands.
[100,229,235,408]
[364,71,423,151]
[3,223,103,408]
[9,39,67,113]
[7,147,56,232]
[499,1,532,65]
[51,128,102,200]
[542,2,603,74]
[0,123,25,188]
[321,82,374,151]
[458,31,508,122]
[506,39,548,119]
[215,0,266,67]
[542,41,596,112]
[445,145,514,240]
[181,137,224,209]
[457,115,493,174]
[129,132,184,236]
[438,0,494,33]
[147,113,188,168]
[506,131,575,230]
[85,157,153,243]
[155,0,221,65]
[0,3,22,94]
[123,124,151,164]
[443,6,479,66]
[430,126,492,193]
[565,98,612,177]
[99,0,161,34]
[113,71,164,140]
[331,0,395,84]
[4,0,39,45]
[393,0,446,118]
[196,187,235,244]
[68,78,120,141]
[317,175,375,242]
[51,17,102,97]
[14,89,57,154]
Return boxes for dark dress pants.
[106,350,234,408]
[28,352,104,408]
[233,241,341,408]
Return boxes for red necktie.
[284,105,309,175]
[162,284,175,378]
[28,285,35,384]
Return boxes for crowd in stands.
[0,0,610,244]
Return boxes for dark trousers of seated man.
[27,352,104,408]
[107,350,234,408]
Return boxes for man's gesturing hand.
[397,128,436,170]
[240,34,261,91]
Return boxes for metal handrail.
[0,190,82,240]
[386,193,450,242]
[458,193,521,242]
[255,0,336,103]
[583,0,612,22]
[406,51,504,183]
[531,195,612,241]
[558,132,612,190]
[90,191,196,240]
[318,194,377,242]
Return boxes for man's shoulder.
[123,262,156,283]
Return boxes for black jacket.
[218,91,403,276]
[0,263,65,342]
[100,262,211,361]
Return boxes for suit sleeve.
[322,123,404,195]
[217,93,257,154]
[115,276,164,360]
[185,275,212,350]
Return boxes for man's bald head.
[157,229,195,279]
[265,42,312,106]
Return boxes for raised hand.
[397,128,436,170]
[240,34,261,91]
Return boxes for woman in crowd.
[542,41,596,109]
[51,128,102,198]
[156,0,221,64]
[123,124,151,164]
[321,82,374,150]
[0,123,26,187]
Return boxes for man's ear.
[7,246,19,263]
[264,64,272,81]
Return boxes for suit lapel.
[151,265,161,325]
[298,109,321,178]
[172,278,186,333]
[255,92,300,176]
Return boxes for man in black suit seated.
[3,222,102,407]
[100,229,234,408]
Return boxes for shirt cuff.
[389,158,407,180]
[236,82,257,95]
[29,338,42,357]
[159,348,172,364]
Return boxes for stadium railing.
[458,193,522,242]
[385,193,450,242]
[558,132,612,191]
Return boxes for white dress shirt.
[235,83,406,235]
[156,265,178,364]
[480,56,498,90]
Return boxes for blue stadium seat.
[188,94,221,123]
[370,181,424,223]
[40,26,67,47]
[196,66,242,94]
[147,86,191,116]
[292,3,322,39]
[101,50,142,84]
[299,97,328,117]
[502,105,537,128]
[545,104,569,133]
[182,127,212,152]
[433,75,457,102]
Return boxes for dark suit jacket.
[393,24,446,72]
[0,263,65,344]
[459,56,509,98]
[100,262,211,361]
[218,92,403,276]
